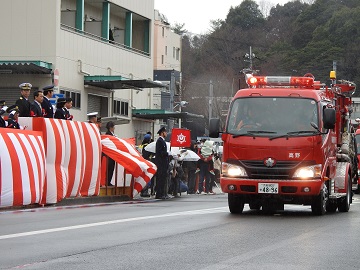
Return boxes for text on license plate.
[258,183,278,194]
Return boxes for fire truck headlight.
[293,164,322,178]
[222,162,248,177]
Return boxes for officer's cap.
[42,85,55,91]
[0,100,5,106]
[6,105,20,114]
[56,97,66,104]
[157,126,167,135]
[19,83,32,90]
[87,112,98,120]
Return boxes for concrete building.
[0,0,165,142]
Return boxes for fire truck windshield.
[227,97,319,136]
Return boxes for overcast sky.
[154,0,292,34]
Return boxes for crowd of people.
[0,82,106,130]
[138,127,221,200]
[0,82,76,129]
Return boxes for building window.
[161,55,164,64]
[60,89,81,108]
[173,47,175,58]
[176,48,180,60]
[113,99,129,116]
[165,46,167,55]
[162,27,164,37]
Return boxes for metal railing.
[60,24,150,57]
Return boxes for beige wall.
[0,0,58,63]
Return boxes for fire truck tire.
[338,177,351,212]
[228,194,245,214]
[311,186,328,216]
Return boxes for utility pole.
[209,80,213,122]
[170,69,175,112]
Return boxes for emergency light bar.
[247,76,314,88]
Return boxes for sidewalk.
[0,185,224,211]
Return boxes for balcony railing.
[60,24,150,57]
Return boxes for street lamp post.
[173,101,188,128]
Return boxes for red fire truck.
[209,72,357,215]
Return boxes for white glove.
[1,105,8,112]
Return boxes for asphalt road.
[1,192,360,270]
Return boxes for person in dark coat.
[30,90,44,117]
[0,100,8,128]
[54,97,73,120]
[154,126,170,199]
[15,83,32,117]
[54,98,67,119]
[140,132,153,197]
[6,105,21,129]
[64,97,73,120]
[105,121,116,186]
[42,85,54,118]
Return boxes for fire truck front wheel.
[228,194,245,214]
[311,185,328,216]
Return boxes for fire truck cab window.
[227,97,319,135]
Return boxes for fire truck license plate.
[258,183,278,194]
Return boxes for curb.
[0,195,132,212]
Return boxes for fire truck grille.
[239,160,314,180]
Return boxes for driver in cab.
[236,106,262,130]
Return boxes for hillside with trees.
[175,0,360,131]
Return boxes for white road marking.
[0,207,228,240]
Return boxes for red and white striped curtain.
[0,117,101,207]
[101,136,157,197]
[0,118,156,208]
[31,118,101,204]
[0,129,45,207]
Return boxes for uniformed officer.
[42,85,54,118]
[6,105,21,129]
[30,90,44,117]
[54,98,67,119]
[15,83,32,117]
[64,97,73,120]
[154,126,170,199]
[0,100,8,127]
[87,112,98,124]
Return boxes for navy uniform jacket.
[42,97,54,118]
[64,108,72,120]
[30,101,44,117]
[105,130,115,136]
[154,137,169,173]
[7,118,20,129]
[54,108,72,120]
[15,96,31,117]
[0,116,6,127]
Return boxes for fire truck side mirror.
[323,107,336,129]
[209,118,220,138]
